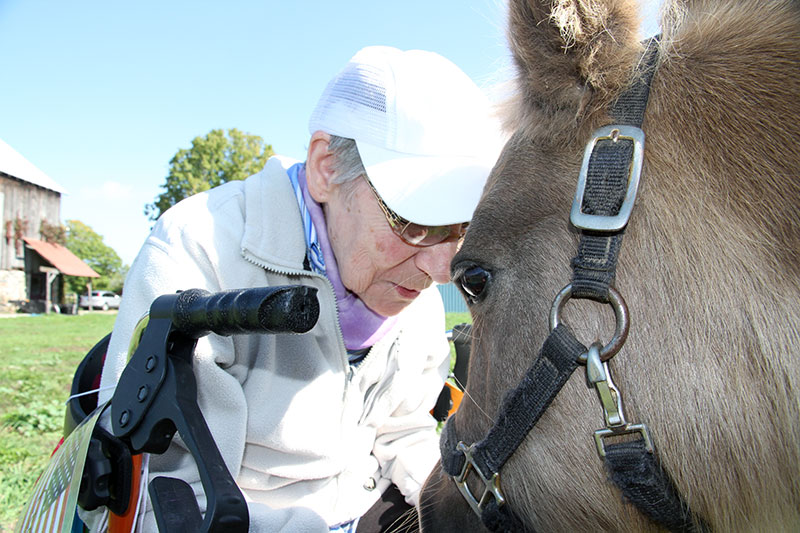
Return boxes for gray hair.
[328,135,366,185]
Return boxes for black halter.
[440,37,709,532]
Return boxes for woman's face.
[324,178,458,317]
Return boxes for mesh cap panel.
[309,62,395,148]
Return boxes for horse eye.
[458,266,491,303]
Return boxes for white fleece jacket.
[96,156,450,531]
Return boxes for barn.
[0,138,98,313]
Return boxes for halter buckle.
[570,125,645,232]
[454,442,506,516]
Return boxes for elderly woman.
[96,46,501,532]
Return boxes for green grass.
[445,312,471,332]
[0,310,471,531]
[0,312,117,532]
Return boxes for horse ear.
[507,0,642,131]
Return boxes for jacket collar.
[241,155,309,273]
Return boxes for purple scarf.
[295,165,397,351]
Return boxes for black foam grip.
[172,286,320,339]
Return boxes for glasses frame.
[362,174,468,247]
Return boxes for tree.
[64,220,127,295]
[145,128,274,221]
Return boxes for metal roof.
[23,237,99,277]
[0,138,67,194]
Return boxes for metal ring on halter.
[549,284,629,363]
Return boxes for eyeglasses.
[363,174,468,247]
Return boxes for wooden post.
[41,267,59,314]
[87,281,93,311]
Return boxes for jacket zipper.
[241,250,352,381]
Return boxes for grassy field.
[0,312,117,532]
[0,310,470,531]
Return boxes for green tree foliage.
[64,220,127,295]
[145,128,274,221]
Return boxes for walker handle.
[170,286,320,339]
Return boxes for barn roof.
[23,237,99,277]
[0,138,67,194]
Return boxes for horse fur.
[419,0,800,531]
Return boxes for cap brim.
[356,141,494,226]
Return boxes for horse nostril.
[459,266,491,302]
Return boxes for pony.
[419,0,800,531]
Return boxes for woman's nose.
[414,241,459,284]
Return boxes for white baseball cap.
[308,46,503,226]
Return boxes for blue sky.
[0,1,662,265]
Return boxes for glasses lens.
[400,223,430,245]
[399,222,465,247]
[364,174,467,247]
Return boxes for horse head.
[420,0,800,531]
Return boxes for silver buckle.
[453,442,506,517]
[570,125,645,232]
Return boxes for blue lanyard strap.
[287,163,326,275]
